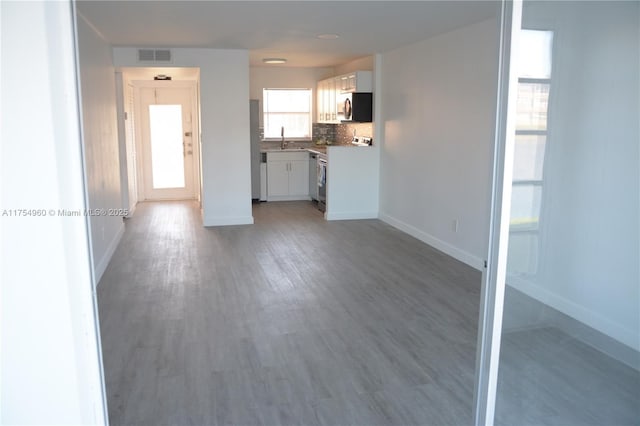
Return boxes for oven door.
[317,158,327,212]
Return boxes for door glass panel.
[495,2,640,425]
[149,104,185,189]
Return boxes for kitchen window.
[263,88,312,140]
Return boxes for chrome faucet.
[280,126,287,149]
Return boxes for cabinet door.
[267,161,290,197]
[328,78,337,122]
[353,71,373,92]
[348,74,357,91]
[317,81,324,122]
[288,159,310,197]
[340,75,349,92]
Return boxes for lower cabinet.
[266,152,310,201]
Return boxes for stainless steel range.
[317,154,327,212]
[351,136,372,146]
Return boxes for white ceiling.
[77,0,499,68]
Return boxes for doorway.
[136,83,199,200]
[133,81,200,201]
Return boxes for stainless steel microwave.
[338,92,373,123]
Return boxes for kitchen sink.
[274,145,307,151]
[262,146,313,152]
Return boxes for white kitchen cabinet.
[339,71,373,93]
[266,161,290,197]
[328,77,337,122]
[317,79,326,122]
[289,160,310,196]
[317,71,373,123]
[316,77,340,124]
[266,152,310,201]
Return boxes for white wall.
[77,13,125,281]
[1,1,106,423]
[378,18,500,270]
[334,56,374,75]
[507,1,640,351]
[113,48,253,226]
[250,66,333,125]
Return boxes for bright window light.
[263,89,312,139]
[149,104,185,189]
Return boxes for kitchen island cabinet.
[325,145,378,220]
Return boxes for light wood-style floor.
[98,201,482,425]
[98,201,640,425]
[496,327,640,426]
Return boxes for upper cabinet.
[338,71,373,93]
[317,77,339,123]
[317,71,372,124]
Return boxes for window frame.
[508,29,553,278]
[262,88,313,142]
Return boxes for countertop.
[260,143,370,155]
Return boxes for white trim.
[379,213,484,270]
[508,275,640,353]
[94,221,125,284]
[203,215,254,226]
[473,1,522,425]
[326,211,378,221]
[125,203,137,218]
[266,195,311,202]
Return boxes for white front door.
[139,85,196,200]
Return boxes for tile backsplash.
[312,122,373,145]
[336,122,373,144]
[261,122,373,145]
[312,123,336,143]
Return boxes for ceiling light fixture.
[317,34,340,40]
[262,58,287,64]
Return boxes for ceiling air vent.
[154,49,171,62]
[137,49,172,63]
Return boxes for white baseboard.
[125,202,136,218]
[266,195,311,202]
[94,221,125,285]
[379,213,484,271]
[203,215,254,226]
[325,211,378,221]
[508,276,640,365]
